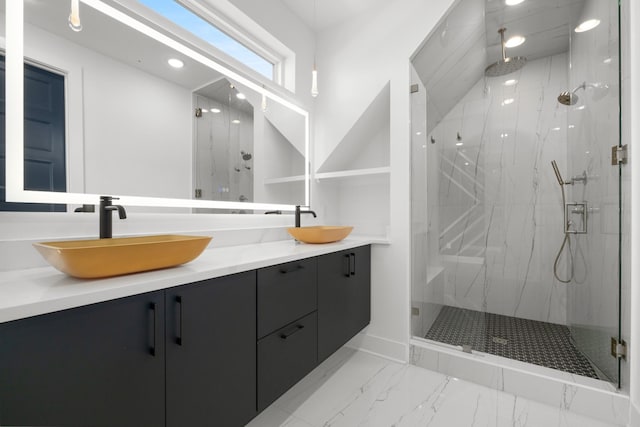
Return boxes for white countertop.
[0,238,377,324]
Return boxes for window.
[137,0,275,80]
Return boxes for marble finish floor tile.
[248,348,620,427]
[425,305,598,378]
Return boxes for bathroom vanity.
[0,240,371,427]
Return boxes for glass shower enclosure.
[410,0,624,386]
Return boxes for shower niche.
[410,0,626,389]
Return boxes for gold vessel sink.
[287,226,353,244]
[33,235,212,279]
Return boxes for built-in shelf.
[314,167,390,181]
[264,175,306,185]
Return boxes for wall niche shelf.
[315,167,390,181]
[314,82,390,239]
[264,175,306,185]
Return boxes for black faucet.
[294,205,316,227]
[99,196,127,239]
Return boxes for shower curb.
[410,339,629,426]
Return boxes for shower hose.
[553,183,574,283]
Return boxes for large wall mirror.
[3,0,309,212]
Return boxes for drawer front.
[257,312,317,411]
[257,257,317,338]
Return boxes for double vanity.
[0,238,371,427]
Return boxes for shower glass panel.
[565,0,621,384]
[410,0,622,385]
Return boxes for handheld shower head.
[551,160,564,186]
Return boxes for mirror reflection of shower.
[193,78,254,205]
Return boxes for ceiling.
[412,0,586,134]
[280,0,389,31]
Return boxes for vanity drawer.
[257,311,317,411]
[257,257,317,338]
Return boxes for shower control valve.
[565,202,587,234]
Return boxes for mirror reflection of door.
[0,56,66,212]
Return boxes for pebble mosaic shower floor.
[425,305,599,379]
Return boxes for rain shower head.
[485,28,527,77]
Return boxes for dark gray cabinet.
[0,291,166,427]
[257,258,317,338]
[318,245,371,362]
[256,258,318,411]
[0,245,371,426]
[165,271,256,427]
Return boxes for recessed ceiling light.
[236,93,246,100]
[568,124,575,129]
[501,133,508,138]
[505,0,525,5]
[576,105,585,110]
[201,109,209,113]
[502,98,515,106]
[456,142,464,146]
[603,57,612,64]
[552,127,561,131]
[575,19,600,33]
[211,108,221,114]
[505,35,526,48]
[416,131,422,136]
[167,58,184,68]
[464,162,470,166]
[232,119,241,124]
[504,79,518,86]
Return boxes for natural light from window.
[137,0,274,79]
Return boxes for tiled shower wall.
[414,53,573,336]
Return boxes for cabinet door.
[165,271,257,427]
[257,311,317,411]
[0,291,165,427]
[257,257,317,338]
[318,245,371,362]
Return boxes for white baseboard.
[345,332,408,363]
[630,402,640,427]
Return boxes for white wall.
[314,0,455,359]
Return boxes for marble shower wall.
[566,0,623,383]
[430,53,571,325]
